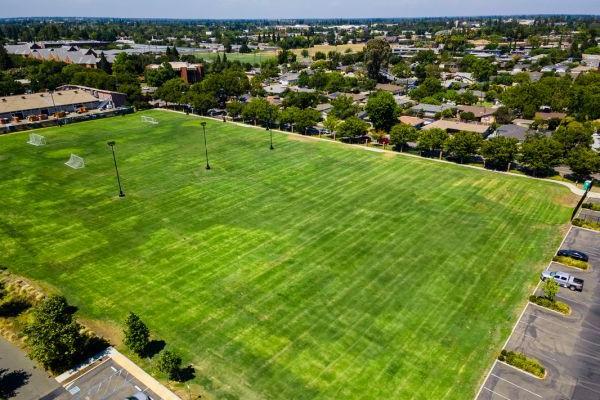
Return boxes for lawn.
[0,110,572,400]
[197,51,278,65]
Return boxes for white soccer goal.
[65,154,85,169]
[27,133,46,146]
[141,115,159,125]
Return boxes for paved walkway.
[158,109,600,200]
[0,336,60,399]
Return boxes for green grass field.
[0,110,571,399]
[197,51,278,64]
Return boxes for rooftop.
[0,90,99,114]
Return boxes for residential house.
[489,124,530,142]
[399,115,426,128]
[422,119,491,135]
[410,103,455,118]
[146,62,204,84]
[375,83,404,95]
[457,105,498,124]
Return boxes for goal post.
[65,154,85,169]
[141,116,159,125]
[27,133,46,146]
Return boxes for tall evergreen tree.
[123,312,150,355]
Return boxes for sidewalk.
[157,109,599,200]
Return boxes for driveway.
[0,336,61,399]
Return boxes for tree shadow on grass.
[175,365,195,382]
[142,339,166,358]
[0,368,31,398]
[0,298,31,317]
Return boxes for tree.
[364,38,391,81]
[417,128,449,159]
[323,114,341,140]
[226,100,245,120]
[330,95,359,119]
[542,279,559,302]
[520,134,563,176]
[444,131,483,163]
[365,91,398,132]
[552,121,594,157]
[24,296,84,373]
[155,78,188,105]
[390,123,418,152]
[187,92,217,115]
[480,136,519,171]
[145,62,177,87]
[566,146,600,180]
[123,312,150,356]
[459,111,476,122]
[301,49,309,58]
[391,62,411,79]
[494,106,513,125]
[409,77,443,101]
[242,98,275,125]
[0,45,12,71]
[338,116,369,138]
[156,350,182,381]
[97,52,112,74]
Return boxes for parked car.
[126,392,150,400]
[540,270,584,291]
[557,249,589,262]
[207,108,227,117]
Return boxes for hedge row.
[572,218,600,232]
[552,255,589,270]
[498,350,545,378]
[529,295,571,314]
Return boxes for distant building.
[489,124,530,142]
[5,43,100,68]
[410,103,455,118]
[146,62,204,84]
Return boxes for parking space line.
[521,314,600,347]
[490,374,542,398]
[482,386,512,400]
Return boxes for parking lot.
[46,357,162,400]
[477,226,600,400]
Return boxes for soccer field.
[0,110,571,399]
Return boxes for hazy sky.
[1,0,599,19]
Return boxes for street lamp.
[201,121,211,170]
[107,141,125,197]
[267,119,274,150]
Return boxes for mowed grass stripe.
[0,110,571,400]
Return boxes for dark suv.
[557,249,589,262]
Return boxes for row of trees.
[389,120,600,178]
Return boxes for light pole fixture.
[201,121,211,170]
[107,141,125,197]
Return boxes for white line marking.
[490,374,542,398]
[483,386,513,400]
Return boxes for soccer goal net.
[27,133,46,146]
[141,116,159,125]
[65,154,85,169]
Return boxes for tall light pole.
[107,141,125,197]
[201,121,211,170]
[267,119,274,150]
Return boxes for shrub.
[581,203,600,211]
[156,349,182,380]
[572,218,600,231]
[498,350,545,378]
[528,295,570,315]
[552,255,588,270]
[542,279,559,302]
